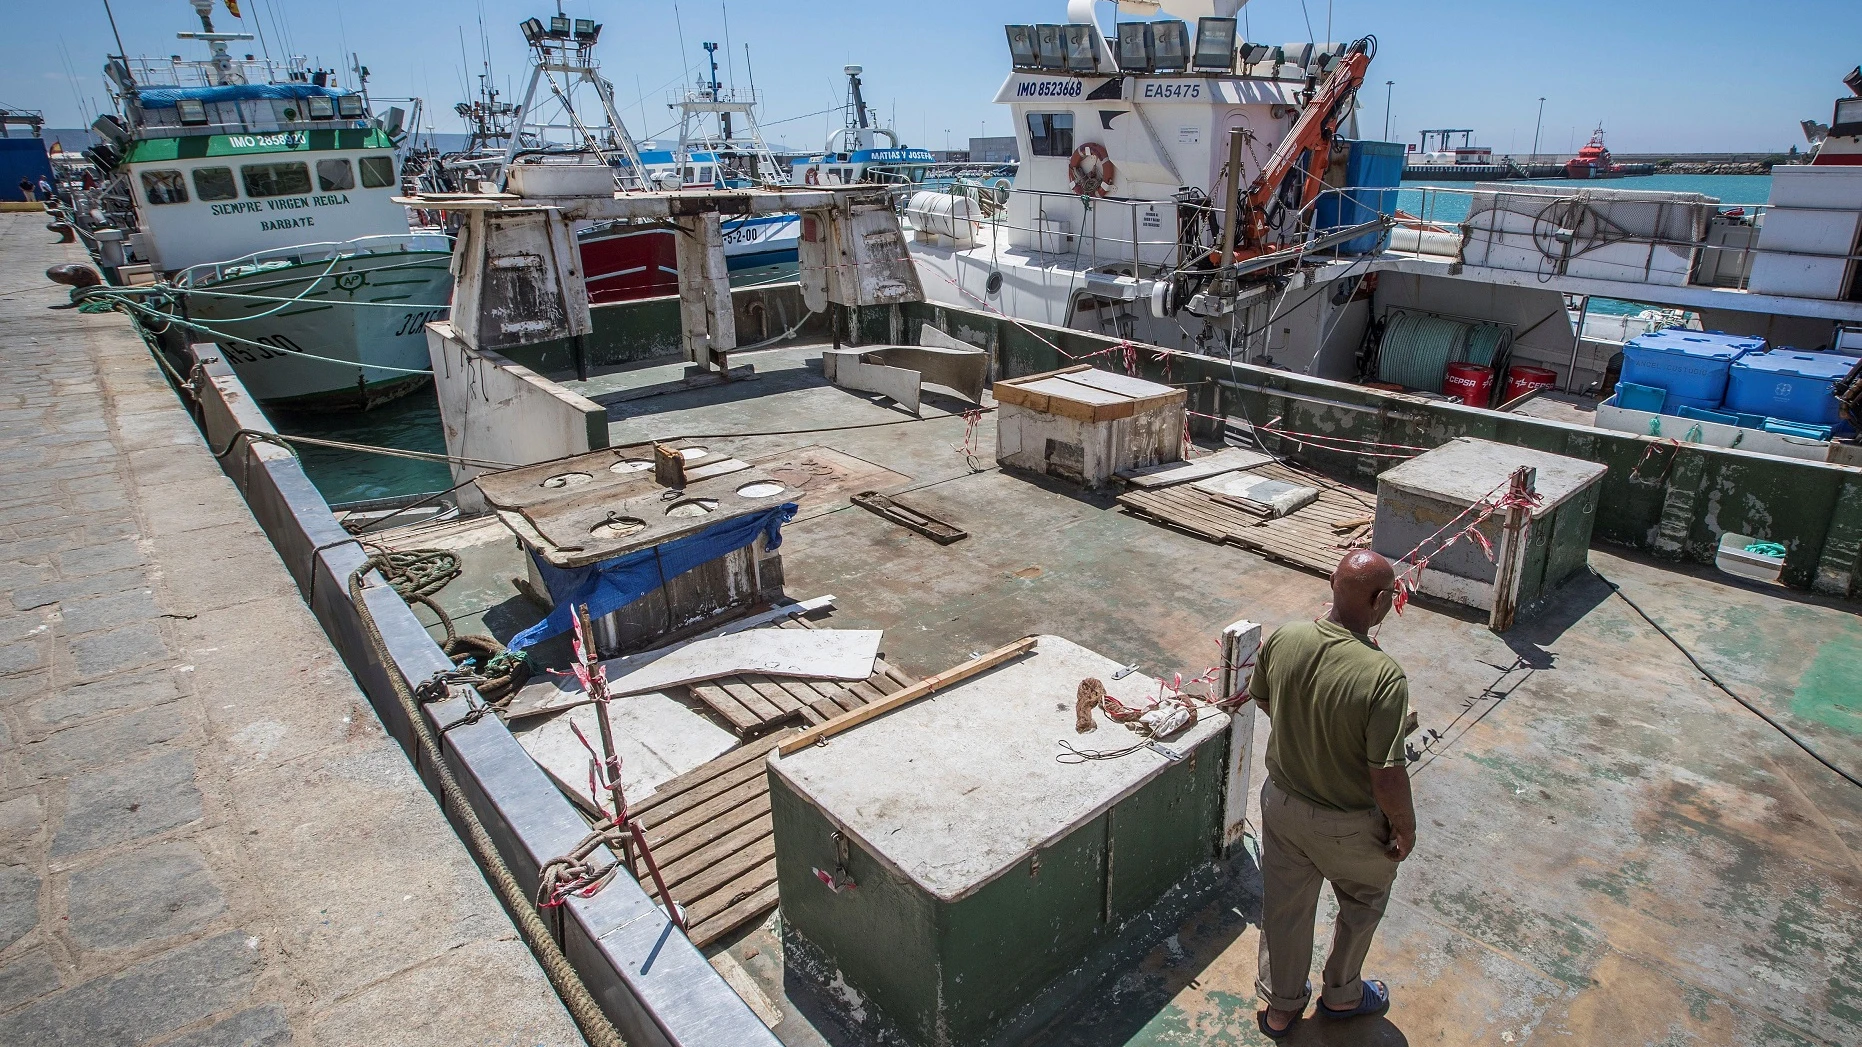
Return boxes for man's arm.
[1369,766,1415,861]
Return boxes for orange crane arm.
[1238,37,1377,252]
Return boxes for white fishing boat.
[789,65,938,188]
[80,0,449,410]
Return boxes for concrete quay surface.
[0,213,587,1045]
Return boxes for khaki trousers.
[1255,778,1400,1012]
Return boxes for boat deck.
[393,340,1862,1047]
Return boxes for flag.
[225,0,241,17]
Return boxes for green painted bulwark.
[885,302,1861,604]
[497,283,825,376]
[769,743,1225,1047]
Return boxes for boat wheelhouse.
[76,0,449,410]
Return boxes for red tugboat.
[1565,125,1625,179]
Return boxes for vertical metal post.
[1216,128,1247,284]
[1488,466,1536,634]
[1217,619,1263,855]
[1566,295,1593,392]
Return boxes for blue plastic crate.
[1725,350,1855,428]
[1619,330,1765,404]
[1614,382,1667,413]
[1676,404,1739,426]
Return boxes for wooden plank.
[685,880,781,949]
[689,683,764,735]
[645,835,776,907]
[644,792,772,866]
[881,665,916,688]
[631,731,791,818]
[740,673,806,715]
[846,681,887,705]
[866,671,902,696]
[778,637,1040,756]
[652,818,774,889]
[719,679,784,723]
[684,863,779,928]
[635,751,775,831]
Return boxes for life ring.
[804,166,820,185]
[1068,143,1116,197]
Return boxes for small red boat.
[1564,126,1625,179]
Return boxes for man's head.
[1329,550,1397,634]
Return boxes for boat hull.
[579,213,800,304]
[181,250,453,411]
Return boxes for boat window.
[241,161,312,198]
[140,170,188,205]
[1026,112,1074,157]
[358,155,396,189]
[191,167,237,202]
[316,158,355,192]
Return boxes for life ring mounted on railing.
[804,166,820,186]
[1069,143,1116,198]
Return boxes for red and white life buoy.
[1068,143,1116,197]
[804,166,820,185]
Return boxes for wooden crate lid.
[995,366,1185,423]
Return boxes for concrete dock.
[0,213,586,1044]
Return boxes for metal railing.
[173,232,452,287]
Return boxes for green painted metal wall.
[883,302,1862,603]
[497,283,828,376]
[769,739,1225,1047]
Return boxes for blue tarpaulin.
[508,503,797,651]
[133,84,357,109]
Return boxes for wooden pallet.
[687,615,914,737]
[1118,462,1377,577]
[626,730,795,949]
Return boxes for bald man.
[1248,550,1415,1039]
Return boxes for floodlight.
[1063,25,1099,73]
[1151,21,1189,71]
[1835,97,1862,137]
[176,98,208,125]
[336,93,364,118]
[1005,25,1037,68]
[1240,43,1274,66]
[307,94,335,119]
[549,15,571,37]
[1035,25,1065,70]
[1192,17,1236,71]
[573,19,599,41]
[1116,23,1153,73]
[520,18,545,44]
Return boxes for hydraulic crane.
[1213,35,1378,269]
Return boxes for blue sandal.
[1318,978,1390,1019]
[1256,1008,1299,1040]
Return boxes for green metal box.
[768,636,1230,1047]
[1372,437,1608,612]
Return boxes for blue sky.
[5,1,1858,154]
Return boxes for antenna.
[101,0,127,60]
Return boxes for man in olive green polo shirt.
[1249,550,1416,1039]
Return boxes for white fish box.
[1766,165,1862,209]
[1593,395,1834,462]
[507,163,618,198]
[993,366,1184,487]
[1748,207,1862,300]
[1460,183,1714,287]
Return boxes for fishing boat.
[77,0,449,411]
[1803,65,1862,165]
[1564,125,1625,179]
[428,16,796,303]
[789,65,938,187]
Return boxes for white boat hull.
[181,249,453,410]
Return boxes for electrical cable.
[1595,568,1862,791]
